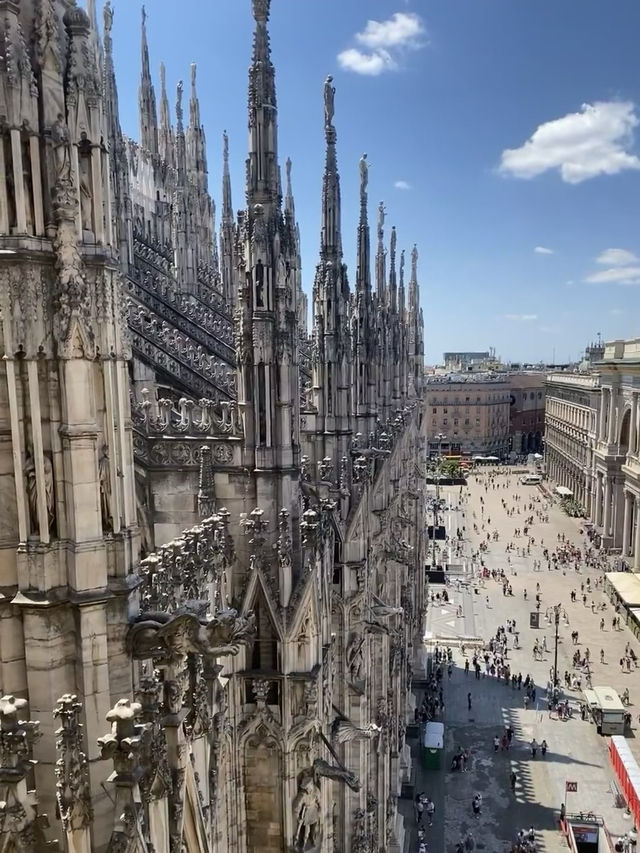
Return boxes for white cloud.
[585,266,640,285]
[596,248,639,266]
[394,180,411,190]
[337,48,393,76]
[534,246,554,255]
[504,313,538,322]
[610,308,624,315]
[338,12,425,76]
[499,101,640,184]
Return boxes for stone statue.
[378,200,385,232]
[127,609,256,663]
[359,153,369,195]
[77,133,93,233]
[346,632,364,681]
[25,453,55,535]
[51,113,71,181]
[293,773,322,850]
[323,75,335,127]
[99,444,112,531]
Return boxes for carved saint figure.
[378,200,385,233]
[346,631,364,682]
[51,113,71,181]
[293,775,322,850]
[359,153,369,195]
[255,259,265,307]
[323,75,335,127]
[99,444,113,531]
[25,453,55,535]
[77,132,93,233]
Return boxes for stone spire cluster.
[0,2,426,851]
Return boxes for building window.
[443,408,448,414]
[443,418,448,425]
[432,408,437,414]
[454,419,458,426]
[465,419,470,425]
[466,397,470,402]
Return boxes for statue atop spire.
[411,244,418,281]
[324,75,335,129]
[176,79,184,133]
[377,201,385,238]
[252,0,270,23]
[359,154,369,197]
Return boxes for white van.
[520,474,542,485]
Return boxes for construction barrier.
[609,736,640,827]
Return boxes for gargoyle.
[127,608,255,663]
[331,718,381,745]
[311,758,360,792]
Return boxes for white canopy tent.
[555,485,573,497]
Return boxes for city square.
[406,468,640,853]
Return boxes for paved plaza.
[402,466,640,853]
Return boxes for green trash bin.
[422,722,444,771]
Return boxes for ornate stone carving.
[128,609,256,663]
[54,694,93,831]
[331,718,380,745]
[198,445,216,517]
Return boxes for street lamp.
[553,603,561,687]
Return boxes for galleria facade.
[0,0,426,851]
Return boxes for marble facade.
[0,1,426,851]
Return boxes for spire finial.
[160,61,166,89]
[176,80,184,131]
[324,75,335,131]
[411,244,418,279]
[142,4,147,29]
[252,0,270,23]
[390,225,397,257]
[400,249,405,286]
[103,1,113,35]
[223,130,229,162]
[190,62,197,93]
[286,157,292,196]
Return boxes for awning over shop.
[555,486,573,497]
[606,572,640,608]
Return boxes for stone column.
[10,128,26,233]
[630,394,637,456]
[608,390,615,445]
[29,135,44,236]
[0,139,9,234]
[634,499,640,570]
[599,389,607,442]
[603,477,611,536]
[623,491,632,557]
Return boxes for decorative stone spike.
[197,445,216,518]
[54,694,93,832]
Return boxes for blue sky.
[110,0,640,365]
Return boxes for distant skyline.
[109,0,640,363]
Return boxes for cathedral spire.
[389,226,397,312]
[399,248,406,315]
[138,6,158,155]
[158,62,174,167]
[222,130,233,223]
[320,75,342,260]
[409,243,419,313]
[246,0,279,209]
[375,200,386,300]
[186,63,208,192]
[356,153,371,293]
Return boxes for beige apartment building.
[424,373,510,456]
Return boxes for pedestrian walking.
[426,797,435,826]
[472,793,482,817]
[531,738,538,758]
[468,692,472,711]
[510,770,517,792]
[601,649,605,664]
[493,735,500,752]
[541,739,548,758]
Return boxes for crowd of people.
[413,464,640,853]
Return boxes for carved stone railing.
[129,301,236,400]
[131,392,242,469]
[128,275,234,365]
[131,258,234,347]
[133,227,174,267]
